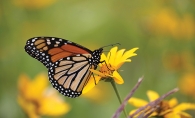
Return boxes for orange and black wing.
[48,54,95,98]
[25,37,92,68]
[25,37,102,98]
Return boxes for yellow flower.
[81,83,111,103]
[179,72,195,98]
[129,90,195,118]
[163,51,194,72]
[146,8,195,40]
[83,46,138,93]
[18,73,70,118]
[13,0,57,9]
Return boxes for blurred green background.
[0,0,195,118]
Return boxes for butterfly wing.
[25,37,92,68]
[25,37,97,98]
[49,54,95,98]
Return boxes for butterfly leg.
[92,73,97,85]
[100,60,115,72]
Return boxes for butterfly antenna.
[101,43,120,49]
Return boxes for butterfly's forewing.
[25,37,92,68]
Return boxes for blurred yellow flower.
[83,46,138,93]
[13,0,57,9]
[163,51,195,72]
[81,83,111,103]
[147,8,195,40]
[179,72,195,98]
[129,90,195,118]
[18,73,70,118]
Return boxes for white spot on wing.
[67,41,72,43]
[32,39,36,42]
[47,41,51,45]
[56,41,60,44]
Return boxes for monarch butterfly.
[25,37,103,98]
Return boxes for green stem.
[111,80,128,118]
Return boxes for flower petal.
[25,73,48,100]
[113,71,124,84]
[114,49,125,67]
[100,53,108,64]
[18,74,30,94]
[179,73,195,96]
[147,90,159,101]
[39,90,70,116]
[108,47,118,65]
[82,75,101,94]
[129,108,157,117]
[116,60,130,69]
[81,84,111,103]
[129,109,138,115]
[14,0,57,9]
[17,95,39,118]
[168,98,178,108]
[164,113,181,118]
[128,97,148,107]
[178,111,192,118]
[120,47,138,62]
[174,103,195,112]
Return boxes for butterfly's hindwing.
[48,54,94,98]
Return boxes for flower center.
[100,64,115,76]
[156,101,172,116]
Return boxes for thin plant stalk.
[111,80,128,118]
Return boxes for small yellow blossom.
[18,73,70,118]
[81,83,111,103]
[163,51,195,72]
[13,0,57,9]
[83,46,138,93]
[129,90,195,118]
[146,8,195,40]
[179,72,195,98]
